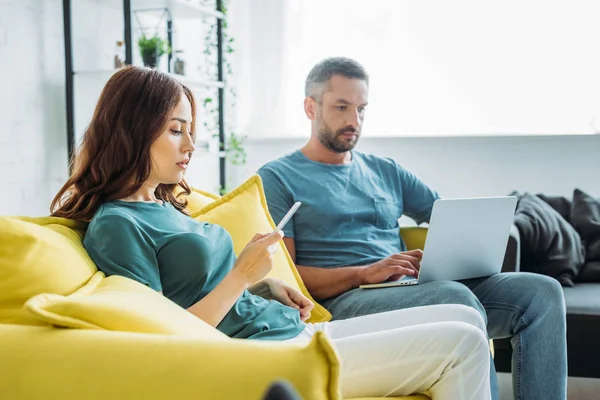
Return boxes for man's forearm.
[296,264,364,300]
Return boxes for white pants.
[288,304,491,399]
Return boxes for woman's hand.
[264,278,314,322]
[232,230,284,286]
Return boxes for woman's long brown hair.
[51,66,197,221]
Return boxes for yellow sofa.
[0,185,434,400]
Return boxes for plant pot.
[142,53,160,68]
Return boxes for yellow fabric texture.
[192,175,332,323]
[24,271,227,339]
[0,216,96,325]
[400,227,428,251]
[0,324,341,400]
[354,397,429,400]
[184,187,219,211]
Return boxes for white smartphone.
[275,201,302,232]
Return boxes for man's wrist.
[351,266,368,287]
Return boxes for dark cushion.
[578,261,600,282]
[514,194,585,286]
[571,189,600,282]
[537,194,572,222]
[572,189,600,260]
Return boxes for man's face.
[314,75,368,153]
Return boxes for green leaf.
[137,35,170,57]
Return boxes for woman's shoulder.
[87,202,140,235]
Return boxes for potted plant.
[137,35,170,68]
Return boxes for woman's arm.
[248,278,314,322]
[186,231,284,327]
[186,269,249,327]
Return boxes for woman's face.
[149,94,195,185]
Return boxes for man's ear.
[304,96,317,120]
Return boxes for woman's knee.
[436,304,487,333]
[450,321,491,358]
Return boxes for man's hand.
[358,250,423,285]
[261,278,314,321]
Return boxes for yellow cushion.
[355,397,429,400]
[25,271,228,339]
[186,187,220,212]
[0,216,97,325]
[399,227,428,251]
[192,175,332,323]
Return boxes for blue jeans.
[320,272,567,400]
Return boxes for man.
[257,57,567,400]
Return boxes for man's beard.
[317,121,360,153]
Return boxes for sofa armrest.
[0,324,340,400]
[501,224,521,273]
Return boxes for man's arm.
[283,237,421,300]
[397,163,440,224]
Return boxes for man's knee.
[426,281,486,322]
[528,273,563,299]
[508,272,565,312]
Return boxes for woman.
[52,66,491,399]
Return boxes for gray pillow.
[571,189,600,281]
[514,193,585,286]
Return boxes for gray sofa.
[495,226,600,378]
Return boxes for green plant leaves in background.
[137,34,170,57]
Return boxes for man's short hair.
[305,57,369,99]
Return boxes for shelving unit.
[102,0,225,20]
[62,0,227,191]
[73,69,225,89]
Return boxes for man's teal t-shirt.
[257,150,440,269]
[83,200,304,340]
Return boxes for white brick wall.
[0,0,68,216]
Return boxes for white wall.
[0,0,67,216]
[231,134,600,200]
[1,1,598,217]
[231,0,600,138]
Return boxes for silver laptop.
[360,196,518,289]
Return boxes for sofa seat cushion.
[0,216,97,325]
[563,283,600,316]
[25,271,227,338]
